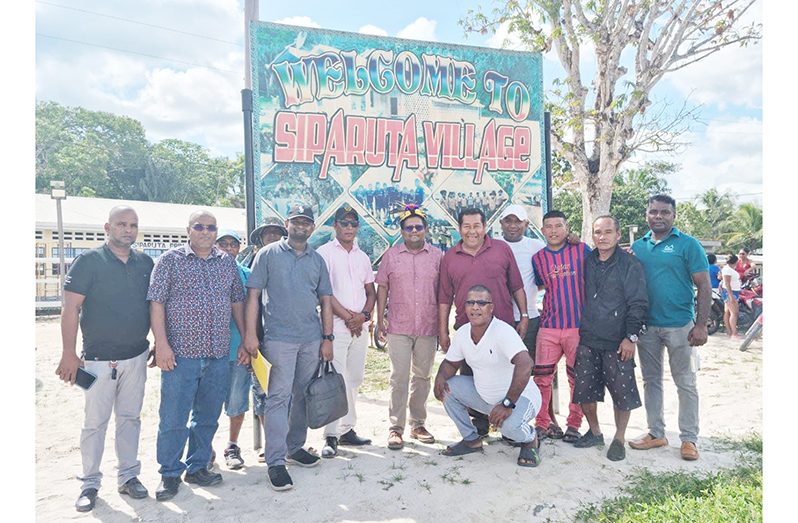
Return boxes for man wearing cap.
[249,216,288,253]
[317,204,377,458]
[376,204,442,450]
[211,230,252,470]
[243,204,334,491]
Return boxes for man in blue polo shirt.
[630,194,711,461]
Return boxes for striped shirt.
[532,242,590,329]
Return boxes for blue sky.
[34,0,763,204]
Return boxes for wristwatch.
[501,397,516,409]
[361,310,372,321]
[521,313,529,318]
[627,333,639,343]
[322,334,335,341]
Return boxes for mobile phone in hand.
[75,367,97,390]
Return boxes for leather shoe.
[628,433,668,450]
[118,477,148,499]
[387,431,404,450]
[75,488,98,512]
[680,441,699,461]
[409,426,435,444]
[155,476,181,502]
[185,468,223,487]
[339,429,371,446]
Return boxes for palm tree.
[724,203,763,251]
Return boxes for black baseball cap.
[287,204,315,221]
[334,204,359,222]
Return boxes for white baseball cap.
[499,204,528,221]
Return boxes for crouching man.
[434,285,543,467]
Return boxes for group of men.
[56,192,710,512]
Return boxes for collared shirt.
[64,244,153,361]
[533,242,590,329]
[632,227,709,327]
[229,262,251,361]
[375,241,442,337]
[317,238,375,333]
[147,243,245,359]
[497,236,545,320]
[437,236,524,329]
[246,238,333,343]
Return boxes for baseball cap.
[499,204,528,221]
[334,204,359,222]
[287,204,315,221]
[249,216,288,245]
[216,229,242,243]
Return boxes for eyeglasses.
[337,220,359,228]
[403,224,425,232]
[191,224,218,232]
[216,240,239,248]
[465,300,492,307]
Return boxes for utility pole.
[50,181,67,304]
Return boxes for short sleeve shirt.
[632,227,709,327]
[229,262,251,361]
[437,237,524,329]
[445,318,540,405]
[246,239,333,343]
[721,265,742,291]
[64,244,154,361]
[317,238,375,333]
[147,244,245,359]
[532,242,590,329]
[497,236,545,320]
[375,242,442,336]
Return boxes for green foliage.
[675,189,761,252]
[36,101,245,207]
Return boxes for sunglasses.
[337,219,359,228]
[191,224,218,232]
[403,224,425,232]
[465,300,492,307]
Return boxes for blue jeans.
[224,362,252,417]
[157,356,230,477]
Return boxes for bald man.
[147,210,248,501]
[57,206,154,512]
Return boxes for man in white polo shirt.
[433,285,543,467]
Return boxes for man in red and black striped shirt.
[531,210,590,443]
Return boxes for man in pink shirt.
[375,205,442,450]
[317,205,377,458]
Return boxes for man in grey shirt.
[243,204,334,491]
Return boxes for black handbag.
[306,359,348,429]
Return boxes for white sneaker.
[224,444,244,470]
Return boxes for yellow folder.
[251,350,271,391]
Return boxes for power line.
[36,33,241,75]
[36,0,242,46]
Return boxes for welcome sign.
[250,22,547,263]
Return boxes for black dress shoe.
[75,488,98,512]
[118,477,148,499]
[155,476,181,502]
[185,468,223,487]
[338,429,371,446]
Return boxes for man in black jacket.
[572,216,648,461]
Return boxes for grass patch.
[361,347,391,393]
[576,435,762,523]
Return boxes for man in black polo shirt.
[56,206,154,512]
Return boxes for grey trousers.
[387,334,437,433]
[262,339,321,466]
[78,349,148,490]
[637,322,700,443]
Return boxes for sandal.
[441,440,483,457]
[539,424,564,440]
[562,427,581,443]
[517,439,541,467]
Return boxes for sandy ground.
[35,316,762,522]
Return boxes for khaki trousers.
[387,334,437,433]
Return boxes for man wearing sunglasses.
[375,204,442,450]
[148,211,247,501]
[243,204,334,491]
[317,205,377,458]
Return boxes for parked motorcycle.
[704,277,763,335]
[705,288,725,335]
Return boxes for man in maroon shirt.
[437,207,529,436]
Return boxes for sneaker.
[607,439,626,461]
[387,431,404,450]
[339,429,371,446]
[409,426,435,443]
[184,468,223,487]
[75,488,98,512]
[573,429,605,448]
[322,436,339,458]
[268,465,293,491]
[287,447,321,467]
[118,477,148,499]
[224,443,245,470]
[155,476,181,502]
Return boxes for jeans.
[637,322,699,443]
[156,356,230,477]
[442,375,541,444]
[224,361,252,417]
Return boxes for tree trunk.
[577,166,614,241]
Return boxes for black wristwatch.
[501,397,516,409]
[361,310,371,321]
[322,334,335,341]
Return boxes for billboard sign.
[250,22,547,263]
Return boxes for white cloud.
[396,17,437,41]
[358,24,388,37]
[272,16,321,29]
